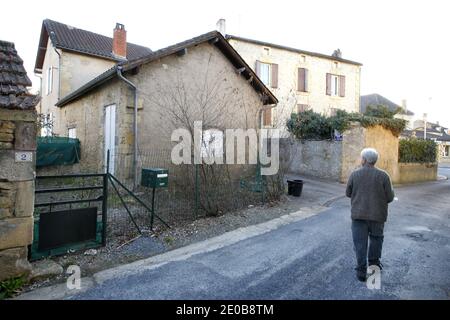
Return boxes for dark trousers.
[351,219,384,272]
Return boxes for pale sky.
[2,0,449,126]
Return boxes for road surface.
[70,177,450,299]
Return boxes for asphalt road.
[72,177,450,300]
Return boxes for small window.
[301,55,306,63]
[68,127,77,139]
[46,67,53,95]
[334,61,339,68]
[263,47,270,55]
[297,104,310,113]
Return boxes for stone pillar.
[0,108,37,281]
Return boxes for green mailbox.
[141,168,168,188]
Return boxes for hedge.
[399,138,437,163]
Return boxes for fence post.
[194,164,199,219]
[102,149,110,246]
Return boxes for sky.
[2,0,449,126]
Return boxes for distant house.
[53,31,277,182]
[224,28,362,130]
[34,19,152,136]
[360,93,415,129]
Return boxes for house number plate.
[15,151,33,162]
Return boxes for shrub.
[286,106,407,141]
[399,138,437,163]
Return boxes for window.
[262,108,272,126]
[201,130,223,159]
[301,55,306,63]
[255,61,278,88]
[263,47,270,55]
[326,73,345,97]
[298,68,308,92]
[41,113,53,137]
[46,67,53,95]
[68,127,77,139]
[259,62,271,86]
[444,145,449,157]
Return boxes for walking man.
[346,148,395,281]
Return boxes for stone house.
[360,93,415,129]
[53,31,277,183]
[224,31,362,130]
[34,19,152,136]
[0,40,39,280]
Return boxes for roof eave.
[226,34,363,66]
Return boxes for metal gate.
[30,173,108,261]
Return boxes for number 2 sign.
[15,152,33,162]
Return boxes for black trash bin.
[287,179,304,197]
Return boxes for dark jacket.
[346,165,395,222]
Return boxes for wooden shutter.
[339,75,346,97]
[255,60,261,77]
[326,73,331,95]
[271,63,278,88]
[298,68,308,92]
[263,108,272,126]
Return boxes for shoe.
[369,261,383,270]
[356,270,367,282]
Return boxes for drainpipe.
[117,66,139,189]
[53,46,61,100]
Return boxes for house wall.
[39,37,116,136]
[228,39,361,130]
[56,42,266,179]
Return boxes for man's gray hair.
[361,148,379,165]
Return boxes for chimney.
[113,23,127,59]
[216,19,226,36]
[332,49,342,58]
[401,99,408,113]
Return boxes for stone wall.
[0,109,36,281]
[284,123,403,184]
[397,163,438,184]
[280,138,342,180]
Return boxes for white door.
[104,104,116,174]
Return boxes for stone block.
[14,180,35,218]
[0,132,14,142]
[0,150,35,181]
[0,142,13,149]
[0,247,32,281]
[29,259,63,281]
[0,120,15,133]
[14,121,37,151]
[0,217,33,250]
[0,109,36,122]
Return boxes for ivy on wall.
[286,105,407,140]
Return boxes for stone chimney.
[216,19,226,36]
[113,23,127,59]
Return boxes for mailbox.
[141,168,168,188]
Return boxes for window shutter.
[263,108,272,126]
[326,73,331,95]
[255,60,261,77]
[298,68,307,92]
[271,63,278,88]
[339,75,346,97]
